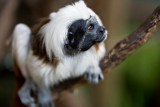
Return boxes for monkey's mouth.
[95,35,106,43]
[94,33,107,43]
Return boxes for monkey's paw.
[84,66,104,84]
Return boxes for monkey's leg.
[84,66,104,84]
[18,80,37,107]
[37,87,55,107]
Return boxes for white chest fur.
[26,44,105,87]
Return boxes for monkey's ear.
[49,12,57,19]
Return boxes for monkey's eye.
[88,24,94,30]
[68,32,73,40]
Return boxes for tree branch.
[100,5,160,72]
[52,6,160,103]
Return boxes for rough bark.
[52,5,160,103]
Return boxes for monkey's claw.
[84,66,104,84]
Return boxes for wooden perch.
[52,6,160,102]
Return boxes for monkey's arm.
[84,45,106,84]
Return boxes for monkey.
[12,0,107,107]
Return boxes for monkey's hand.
[18,80,37,107]
[84,66,104,84]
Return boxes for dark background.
[0,0,160,107]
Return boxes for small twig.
[52,6,160,102]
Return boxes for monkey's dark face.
[64,17,107,55]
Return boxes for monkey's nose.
[97,26,105,34]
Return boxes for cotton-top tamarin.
[12,0,107,107]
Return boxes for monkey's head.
[65,16,107,55]
[41,0,107,59]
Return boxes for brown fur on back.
[31,18,55,63]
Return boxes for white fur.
[26,45,105,87]
[49,12,57,19]
[12,0,107,88]
[12,24,31,78]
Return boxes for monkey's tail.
[12,23,31,79]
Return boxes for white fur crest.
[41,0,102,60]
